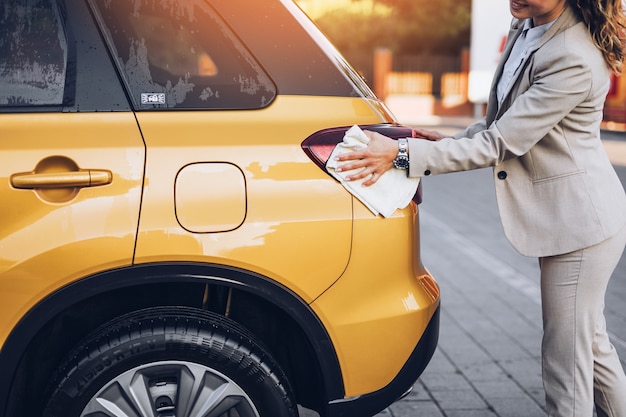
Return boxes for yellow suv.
[0,0,440,416]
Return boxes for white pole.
[468,0,512,116]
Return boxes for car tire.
[43,306,298,417]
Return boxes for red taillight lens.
[301,123,422,204]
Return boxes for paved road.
[301,124,626,417]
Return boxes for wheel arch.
[0,262,344,417]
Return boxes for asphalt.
[300,116,626,417]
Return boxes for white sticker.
[141,93,166,105]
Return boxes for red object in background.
[603,73,626,124]
[607,73,618,98]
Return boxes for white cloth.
[325,125,420,217]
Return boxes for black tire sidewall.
[43,307,297,417]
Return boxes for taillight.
[301,123,422,204]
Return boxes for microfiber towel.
[326,125,420,217]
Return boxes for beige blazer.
[408,5,626,257]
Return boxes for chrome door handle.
[10,170,112,189]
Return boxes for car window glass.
[0,0,67,107]
[91,0,276,110]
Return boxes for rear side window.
[0,0,67,107]
[90,0,277,110]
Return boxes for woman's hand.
[334,130,398,186]
[412,127,445,141]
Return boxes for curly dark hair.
[569,0,626,74]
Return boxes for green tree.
[307,0,471,55]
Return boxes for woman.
[335,0,626,415]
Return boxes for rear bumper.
[326,305,440,417]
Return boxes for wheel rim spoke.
[82,361,259,417]
[81,374,146,417]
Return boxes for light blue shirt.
[497,19,556,105]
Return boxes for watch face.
[393,155,409,169]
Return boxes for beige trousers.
[539,224,626,417]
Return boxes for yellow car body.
[0,0,439,416]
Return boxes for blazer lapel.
[487,19,525,124]
[489,6,579,122]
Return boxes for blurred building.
[296,0,625,130]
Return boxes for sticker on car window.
[141,93,166,105]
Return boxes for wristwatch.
[393,138,409,170]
